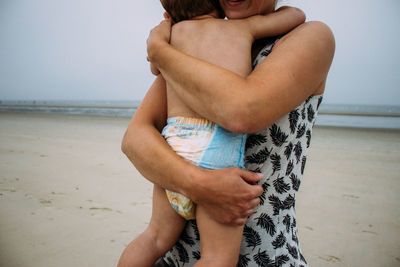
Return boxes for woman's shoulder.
[274,21,335,55]
[253,20,335,90]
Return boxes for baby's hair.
[160,0,223,23]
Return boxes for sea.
[1,100,400,130]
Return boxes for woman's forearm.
[122,75,198,197]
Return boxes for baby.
[118,1,305,266]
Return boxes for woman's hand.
[147,18,172,63]
[190,167,264,225]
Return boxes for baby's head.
[160,0,223,23]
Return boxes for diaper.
[162,116,246,220]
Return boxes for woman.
[121,0,335,266]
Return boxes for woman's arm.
[121,75,264,225]
[147,20,335,133]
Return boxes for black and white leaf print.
[243,225,262,250]
[192,251,200,260]
[175,242,189,264]
[289,173,301,191]
[307,104,315,122]
[246,134,267,151]
[286,160,294,176]
[165,257,176,267]
[190,220,200,241]
[259,182,270,205]
[317,96,323,109]
[275,254,290,267]
[273,176,290,194]
[301,106,306,120]
[286,243,299,259]
[255,213,276,237]
[296,123,306,139]
[272,231,286,249]
[237,254,251,267]
[284,142,293,160]
[306,129,311,148]
[253,249,274,267]
[180,227,195,247]
[301,156,307,175]
[252,60,258,70]
[300,252,307,264]
[268,195,283,215]
[270,153,281,175]
[261,49,272,57]
[291,220,299,244]
[270,124,288,147]
[292,232,299,244]
[305,95,313,104]
[288,110,300,134]
[249,167,262,173]
[282,194,295,210]
[294,141,302,163]
[245,147,272,164]
[283,214,291,233]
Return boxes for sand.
[0,113,399,267]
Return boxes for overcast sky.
[0,0,399,106]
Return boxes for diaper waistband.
[167,116,216,128]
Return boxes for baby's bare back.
[167,18,254,118]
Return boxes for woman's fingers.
[189,167,264,226]
[146,19,172,61]
[239,168,264,185]
[242,198,261,216]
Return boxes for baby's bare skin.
[167,11,253,118]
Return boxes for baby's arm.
[246,6,306,40]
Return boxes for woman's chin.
[225,10,252,19]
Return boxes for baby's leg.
[193,205,244,267]
[117,184,186,267]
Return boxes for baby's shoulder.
[171,18,251,49]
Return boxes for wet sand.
[0,113,399,267]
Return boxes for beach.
[0,113,399,267]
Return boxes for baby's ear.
[163,12,171,19]
[163,12,176,25]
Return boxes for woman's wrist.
[179,164,205,203]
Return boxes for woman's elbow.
[221,105,266,134]
[228,118,269,134]
[221,98,277,133]
[121,126,138,158]
[225,120,256,134]
[121,131,131,156]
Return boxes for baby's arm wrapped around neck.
[246,6,306,40]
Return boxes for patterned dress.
[162,38,323,267]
